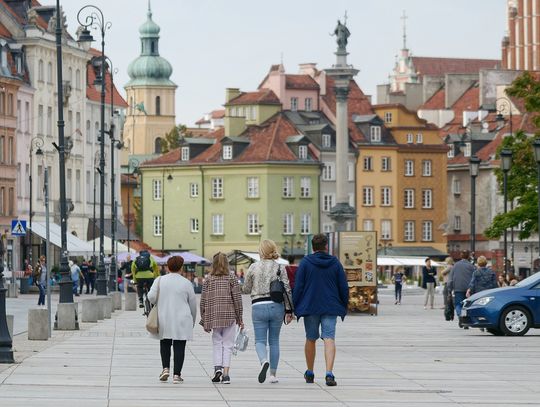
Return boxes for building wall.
[504,0,540,70]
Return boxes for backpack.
[135,255,151,271]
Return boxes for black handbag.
[270,265,285,303]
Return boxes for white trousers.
[212,324,236,368]
[424,282,435,307]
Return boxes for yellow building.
[355,105,447,255]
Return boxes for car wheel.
[499,306,531,336]
[486,328,504,336]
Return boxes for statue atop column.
[333,19,350,52]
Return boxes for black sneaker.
[139,302,144,308]
[221,375,231,384]
[304,370,314,383]
[211,369,223,383]
[258,361,269,383]
[325,374,337,386]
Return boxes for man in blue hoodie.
[293,233,349,387]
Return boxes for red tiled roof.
[420,87,445,110]
[211,109,225,119]
[411,57,501,78]
[227,89,281,106]
[0,21,11,38]
[285,74,319,90]
[86,50,128,107]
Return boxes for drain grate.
[388,390,452,394]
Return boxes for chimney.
[225,88,241,103]
[299,63,318,77]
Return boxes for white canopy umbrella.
[89,236,137,255]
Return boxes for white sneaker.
[269,375,279,383]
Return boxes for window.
[348,162,355,181]
[282,213,293,234]
[190,183,199,197]
[86,170,91,203]
[362,186,374,206]
[67,110,73,136]
[153,215,162,236]
[238,107,244,117]
[452,178,461,195]
[291,97,298,111]
[454,216,461,231]
[7,93,12,115]
[154,137,162,154]
[300,213,311,235]
[181,146,190,161]
[305,97,312,112]
[422,189,433,208]
[381,187,392,206]
[422,160,432,176]
[211,178,223,199]
[156,96,161,116]
[282,177,294,198]
[416,133,423,144]
[300,177,311,198]
[152,179,162,200]
[8,187,13,216]
[16,100,20,129]
[75,170,81,202]
[463,142,471,157]
[47,62,53,84]
[363,219,374,231]
[384,112,392,123]
[322,134,331,148]
[323,193,335,212]
[25,102,29,133]
[250,106,256,120]
[0,187,3,215]
[404,160,414,176]
[422,221,433,241]
[230,107,236,117]
[76,69,81,89]
[247,177,259,198]
[86,120,91,143]
[322,163,335,181]
[349,192,355,208]
[381,157,391,171]
[447,145,455,158]
[76,112,81,134]
[247,213,260,235]
[323,223,333,233]
[407,133,413,143]
[47,107,52,137]
[381,219,392,240]
[38,104,43,135]
[363,156,373,171]
[66,169,72,199]
[190,218,199,233]
[298,145,308,159]
[370,126,381,142]
[404,221,415,241]
[212,214,224,235]
[7,137,13,165]
[38,59,44,81]
[95,122,99,143]
[223,145,233,160]
[404,189,414,208]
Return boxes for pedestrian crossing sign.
[11,219,27,236]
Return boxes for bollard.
[81,299,99,323]
[110,292,122,310]
[125,292,137,311]
[28,309,49,340]
[6,283,18,298]
[55,303,79,331]
[97,297,112,319]
[7,314,13,339]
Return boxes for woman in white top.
[242,240,293,384]
[148,255,197,384]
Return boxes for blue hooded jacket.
[293,251,349,319]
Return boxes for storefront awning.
[29,222,94,256]
[227,250,289,266]
[378,256,444,267]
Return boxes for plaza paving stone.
[0,287,539,406]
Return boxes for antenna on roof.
[401,10,408,49]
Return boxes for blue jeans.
[251,302,284,372]
[72,280,79,295]
[454,291,466,318]
[303,315,337,340]
[37,283,45,306]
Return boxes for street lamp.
[500,149,512,277]
[77,5,112,296]
[0,231,14,363]
[92,151,100,266]
[127,158,140,254]
[28,136,44,269]
[161,171,173,256]
[533,138,540,261]
[469,155,481,259]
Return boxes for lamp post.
[161,171,173,256]
[92,151,100,266]
[533,139,540,262]
[77,5,111,296]
[28,136,44,268]
[127,158,140,254]
[469,155,481,260]
[500,149,512,277]
[0,231,14,363]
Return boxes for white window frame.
[300,213,311,235]
[282,213,293,235]
[247,213,260,235]
[300,177,311,198]
[447,145,455,158]
[181,146,189,161]
[305,97,312,112]
[247,177,259,198]
[370,126,381,142]
[422,160,432,176]
[362,186,374,206]
[381,156,391,172]
[322,223,333,233]
[384,112,392,123]
[322,134,331,148]
[153,215,162,236]
[323,193,336,212]
[463,142,471,157]
[190,218,199,233]
[211,177,223,199]
[298,145,308,160]
[349,193,355,208]
[363,156,373,171]
[190,183,199,198]
[282,176,294,198]
[381,219,392,240]
[422,221,433,241]
[223,145,233,160]
[405,160,414,176]
[404,189,414,208]
[363,219,374,231]
[152,179,162,200]
[452,178,461,195]
[407,133,413,143]
[404,221,415,241]
[422,189,433,209]
[322,163,335,181]
[291,97,298,111]
[454,215,461,231]
[416,133,423,144]
[348,162,355,181]
[381,186,392,206]
[212,214,224,235]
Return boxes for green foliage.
[133,198,143,240]
[160,124,192,154]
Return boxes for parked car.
[461,272,540,336]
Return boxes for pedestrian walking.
[441,257,454,309]
[200,252,243,384]
[448,250,475,328]
[80,260,90,294]
[285,255,298,291]
[147,255,197,384]
[391,267,405,305]
[466,256,497,298]
[89,260,97,294]
[242,239,293,384]
[422,258,437,309]
[293,233,349,387]
[70,259,81,296]
[36,255,47,306]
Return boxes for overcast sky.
[60,0,507,126]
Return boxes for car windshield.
[515,271,540,288]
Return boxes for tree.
[484,71,540,240]
[160,124,192,154]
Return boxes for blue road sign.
[11,219,27,236]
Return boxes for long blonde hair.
[211,252,230,276]
[259,239,280,260]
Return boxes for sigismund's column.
[326,18,358,231]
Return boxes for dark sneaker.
[139,302,144,308]
[325,374,337,386]
[304,370,315,383]
[211,369,223,383]
[221,375,231,384]
[258,361,269,383]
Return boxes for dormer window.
[416,133,423,144]
[223,145,233,160]
[230,107,236,117]
[291,97,298,111]
[298,145,308,159]
[305,98,312,112]
[407,133,413,143]
[370,126,381,142]
[463,142,471,157]
[322,134,331,148]
[384,112,392,123]
[181,146,190,161]
[447,145,455,158]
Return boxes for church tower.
[123,2,177,158]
